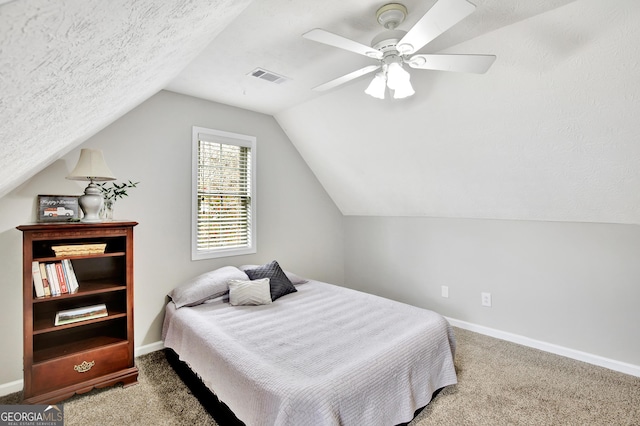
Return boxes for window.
[192,126,256,260]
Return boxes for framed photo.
[37,195,80,222]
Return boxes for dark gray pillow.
[240,264,309,285]
[245,261,297,301]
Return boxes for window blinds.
[196,139,252,251]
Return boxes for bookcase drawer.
[31,342,131,395]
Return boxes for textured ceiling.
[0,0,252,199]
[2,0,639,224]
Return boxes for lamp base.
[78,182,104,223]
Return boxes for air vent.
[248,68,290,84]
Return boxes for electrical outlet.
[441,285,449,298]
[481,292,492,307]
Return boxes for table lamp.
[66,149,116,222]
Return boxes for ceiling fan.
[303,0,496,99]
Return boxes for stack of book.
[31,259,79,298]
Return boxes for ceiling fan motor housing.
[371,29,407,52]
[372,29,408,69]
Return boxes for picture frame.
[37,195,80,222]
[54,303,108,326]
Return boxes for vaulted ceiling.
[2,0,639,224]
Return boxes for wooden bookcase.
[17,221,138,404]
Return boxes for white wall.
[0,90,344,386]
[344,216,640,367]
[2,89,638,391]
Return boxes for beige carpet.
[2,328,639,425]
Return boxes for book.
[63,259,79,293]
[39,263,51,296]
[54,304,108,326]
[55,262,68,294]
[32,261,45,298]
[45,263,60,296]
[61,259,71,292]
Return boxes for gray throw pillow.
[244,261,297,301]
[240,264,309,285]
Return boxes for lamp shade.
[67,149,116,182]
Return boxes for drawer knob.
[74,360,95,373]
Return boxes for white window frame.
[191,126,257,260]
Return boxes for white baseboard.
[447,317,640,378]
[134,340,165,357]
[0,341,166,398]
[0,379,23,398]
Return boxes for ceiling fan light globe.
[393,81,415,99]
[365,73,387,99]
[386,62,411,90]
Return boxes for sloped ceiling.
[2,0,639,224]
[276,0,640,224]
[0,0,252,199]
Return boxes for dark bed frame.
[165,348,245,425]
[164,348,439,426]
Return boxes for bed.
[162,262,457,426]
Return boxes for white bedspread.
[162,280,457,426]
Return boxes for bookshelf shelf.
[18,221,139,404]
[33,311,128,334]
[32,282,127,303]
[34,251,126,263]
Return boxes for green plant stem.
[97,180,139,202]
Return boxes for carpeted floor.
[2,327,639,425]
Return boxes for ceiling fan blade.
[408,53,496,74]
[312,65,381,92]
[397,0,476,55]
[303,29,383,59]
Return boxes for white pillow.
[169,266,249,308]
[228,278,272,306]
